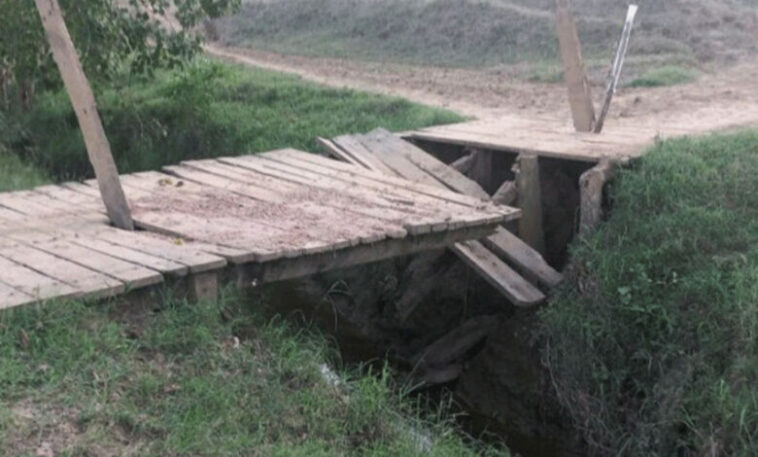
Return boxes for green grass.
[541,129,758,457]
[4,58,462,182]
[0,152,50,192]
[0,291,508,456]
[626,65,698,88]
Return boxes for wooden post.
[579,160,614,235]
[594,5,639,134]
[188,272,219,302]
[34,0,134,230]
[555,0,596,132]
[469,149,494,193]
[516,155,546,254]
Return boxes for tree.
[0,0,239,107]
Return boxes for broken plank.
[482,227,562,287]
[452,240,545,307]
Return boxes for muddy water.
[249,254,584,457]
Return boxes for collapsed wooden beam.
[33,0,134,230]
[555,0,596,132]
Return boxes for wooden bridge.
[0,149,516,311]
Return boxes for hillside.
[213,0,758,79]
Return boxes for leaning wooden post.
[594,4,639,134]
[34,0,134,230]
[555,0,596,132]
[516,154,546,254]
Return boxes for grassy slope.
[0,292,507,456]
[6,59,462,182]
[541,129,758,457]
[214,0,757,81]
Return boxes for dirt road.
[206,44,758,134]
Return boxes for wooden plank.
[33,0,133,230]
[168,161,405,241]
[0,242,123,299]
[93,227,227,272]
[73,237,189,276]
[579,160,614,235]
[452,241,545,307]
[516,155,546,254]
[0,281,36,310]
[555,0,596,132]
[30,239,163,289]
[482,227,562,287]
[357,131,441,186]
[332,134,396,175]
[595,5,639,134]
[317,137,362,166]
[368,129,491,199]
[0,255,78,303]
[0,192,61,216]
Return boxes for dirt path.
[206,44,758,133]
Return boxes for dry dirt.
[206,44,758,134]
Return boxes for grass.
[626,65,699,88]
[4,58,463,182]
[0,290,509,456]
[213,0,756,73]
[0,152,50,192]
[541,129,758,457]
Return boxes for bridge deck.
[408,106,758,163]
[0,149,516,311]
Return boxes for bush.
[541,130,758,456]
[5,59,462,182]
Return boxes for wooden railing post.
[34,0,134,230]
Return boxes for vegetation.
[0,0,239,107]
[0,291,508,456]
[627,65,698,88]
[541,129,758,457]
[213,0,756,77]
[2,59,462,182]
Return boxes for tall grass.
[0,291,509,456]
[542,129,758,456]
[4,59,462,182]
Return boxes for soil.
[206,43,758,134]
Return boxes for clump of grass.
[626,64,698,88]
[0,152,50,192]
[0,291,508,456]
[541,129,758,456]
[5,59,462,182]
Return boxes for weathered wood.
[516,155,546,254]
[579,160,614,235]
[595,5,639,134]
[555,0,596,132]
[0,281,35,311]
[33,0,133,230]
[317,137,362,167]
[188,271,219,302]
[469,148,495,193]
[483,227,562,287]
[449,152,476,175]
[492,180,517,206]
[0,255,78,303]
[411,315,500,369]
[452,241,545,307]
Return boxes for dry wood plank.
[492,181,517,206]
[516,155,546,254]
[34,0,133,230]
[0,255,78,303]
[73,237,189,276]
[317,137,362,166]
[0,281,36,310]
[35,184,104,211]
[30,239,163,289]
[332,134,396,174]
[357,131,441,186]
[93,227,227,272]
[263,149,508,213]
[0,242,123,299]
[452,241,545,307]
[0,192,61,216]
[555,0,596,132]
[368,129,491,199]
[449,152,476,175]
[167,162,404,241]
[482,227,562,287]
